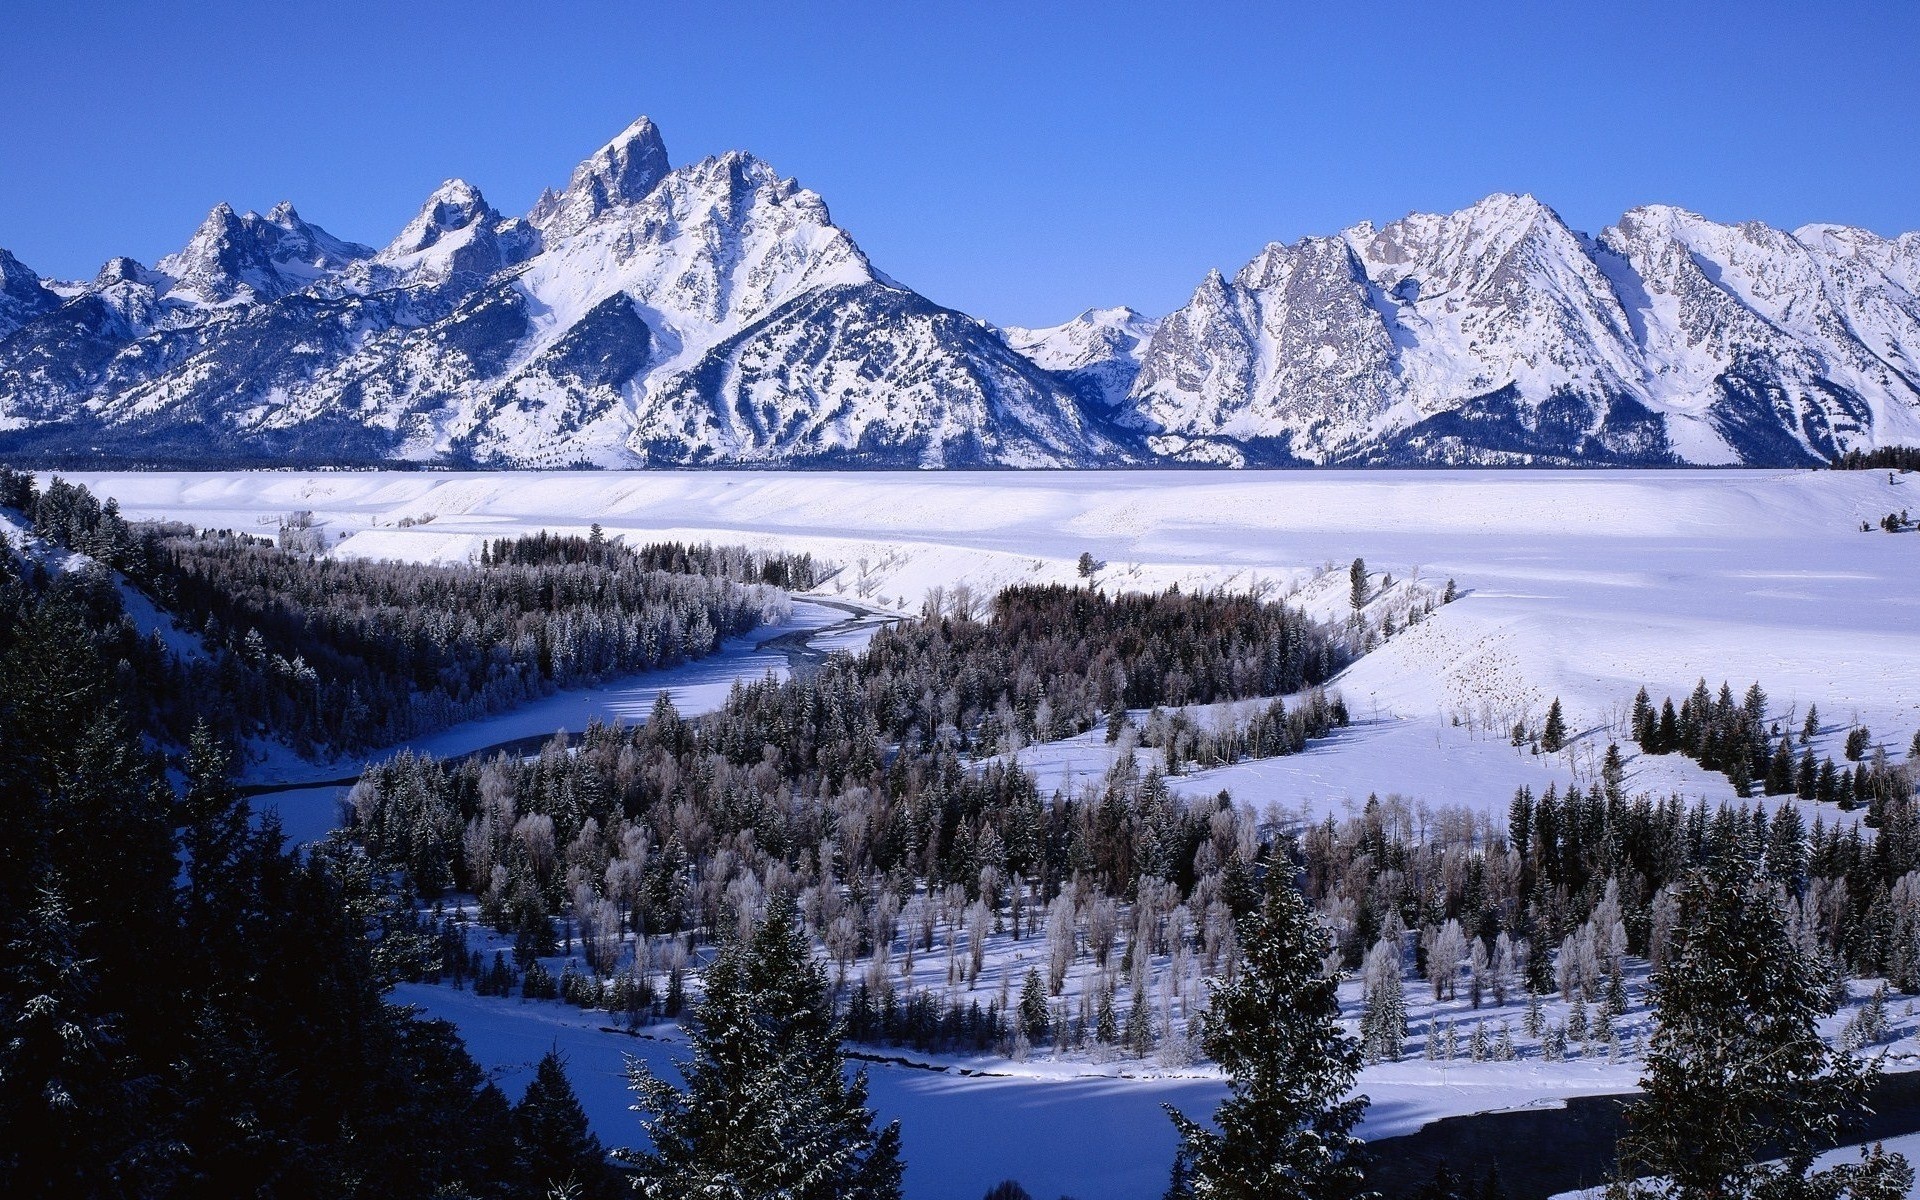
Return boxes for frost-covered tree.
[1045,895,1078,994]
[1426,919,1466,1001]
[624,893,903,1200]
[1616,864,1909,1200]
[1165,879,1368,1200]
[1360,937,1407,1063]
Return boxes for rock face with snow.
[1129,194,1920,466]
[0,251,59,340]
[1002,307,1160,411]
[0,118,1122,466]
[1,124,1917,467]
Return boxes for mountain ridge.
[2,123,1916,468]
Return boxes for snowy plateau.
[4,116,1920,469]
[61,466,1920,1200]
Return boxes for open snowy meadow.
[64,466,1920,1197]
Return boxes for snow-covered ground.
[79,467,1920,819]
[56,467,1920,1195]
[70,469,1920,729]
[406,928,1920,1200]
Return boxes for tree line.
[1629,680,1913,810]
[1,468,809,755]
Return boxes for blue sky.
[3,1,1915,326]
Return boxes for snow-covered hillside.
[3,121,1918,466]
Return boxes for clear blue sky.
[3,1,1915,326]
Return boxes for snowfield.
[74,467,1920,812]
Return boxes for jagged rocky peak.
[0,248,59,337]
[514,140,873,342]
[153,200,371,304]
[533,115,672,237]
[0,248,46,296]
[1354,192,1575,292]
[94,255,155,286]
[383,179,498,256]
[1128,226,1400,465]
[375,178,537,284]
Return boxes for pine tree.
[625,893,903,1200]
[1019,968,1051,1044]
[1541,699,1569,754]
[516,1050,619,1199]
[1602,743,1625,803]
[1656,699,1679,754]
[1349,558,1369,612]
[1616,863,1910,1199]
[1417,1161,1469,1200]
[1165,879,1368,1200]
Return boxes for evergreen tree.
[625,893,903,1200]
[1631,688,1655,747]
[1616,864,1909,1200]
[515,1050,618,1200]
[1416,1162,1468,1200]
[1656,700,1679,754]
[1019,969,1052,1044]
[1349,558,1368,612]
[1165,878,1368,1200]
[1602,743,1625,803]
[1541,699,1569,754]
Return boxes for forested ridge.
[0,510,621,1198]
[0,467,807,755]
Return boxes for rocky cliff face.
[1128,194,1920,466]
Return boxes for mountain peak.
[374,177,536,283]
[536,115,671,237]
[153,199,369,303]
[382,180,497,257]
[0,247,59,337]
[0,247,39,286]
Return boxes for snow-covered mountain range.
[2,117,1917,467]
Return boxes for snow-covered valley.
[47,466,1920,1197]
[74,466,1920,776]
[48,462,1920,1190]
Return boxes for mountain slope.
[1002,306,1160,412]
